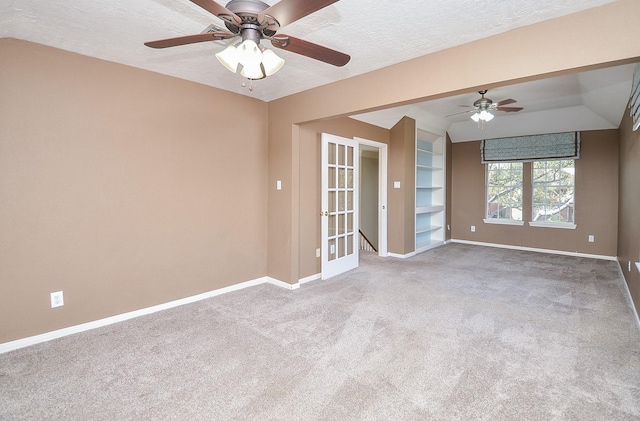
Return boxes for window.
[486,162,523,221]
[532,159,575,224]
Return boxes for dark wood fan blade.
[189,0,241,25]
[271,35,350,67]
[145,32,235,49]
[496,106,523,112]
[445,109,475,117]
[259,0,339,28]
[496,98,517,106]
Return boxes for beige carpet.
[1,243,639,420]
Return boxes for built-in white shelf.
[415,128,445,253]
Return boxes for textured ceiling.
[0,0,620,102]
[2,0,635,141]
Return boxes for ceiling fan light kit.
[446,90,524,128]
[471,110,494,123]
[145,0,350,89]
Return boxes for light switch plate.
[394,181,401,188]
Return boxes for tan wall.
[450,130,618,256]
[618,103,640,316]
[445,134,453,241]
[0,39,269,343]
[389,117,416,255]
[267,0,640,283]
[297,117,389,280]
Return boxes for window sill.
[483,218,524,226]
[528,221,577,230]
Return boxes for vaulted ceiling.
[1,0,635,140]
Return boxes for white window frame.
[484,162,524,226]
[529,159,576,229]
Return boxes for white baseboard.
[450,239,618,261]
[387,251,416,259]
[0,275,298,354]
[299,273,321,284]
[265,276,300,290]
[616,263,640,332]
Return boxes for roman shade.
[630,63,640,131]
[481,132,580,164]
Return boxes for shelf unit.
[415,128,445,253]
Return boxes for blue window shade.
[630,63,640,131]
[481,132,580,164]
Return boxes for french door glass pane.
[328,191,336,213]
[328,238,336,261]
[338,168,345,188]
[329,143,336,165]
[329,214,336,237]
[329,167,336,189]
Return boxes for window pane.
[486,162,523,220]
[532,160,575,223]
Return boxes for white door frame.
[355,137,388,257]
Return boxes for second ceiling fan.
[448,90,524,125]
[145,0,350,82]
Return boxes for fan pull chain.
[241,78,255,91]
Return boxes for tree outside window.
[486,162,523,220]
[532,159,575,223]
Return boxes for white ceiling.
[1,0,635,141]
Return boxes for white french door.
[321,133,359,280]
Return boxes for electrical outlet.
[447,224,451,231]
[316,248,320,257]
[629,261,632,272]
[471,225,476,232]
[588,235,595,243]
[51,291,64,308]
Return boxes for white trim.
[528,221,577,230]
[387,251,417,259]
[265,277,300,290]
[355,137,388,258]
[0,275,297,354]
[299,273,321,284]
[483,218,525,226]
[450,239,617,261]
[616,263,640,332]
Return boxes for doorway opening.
[356,137,387,258]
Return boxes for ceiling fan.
[447,90,523,124]
[144,0,350,85]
